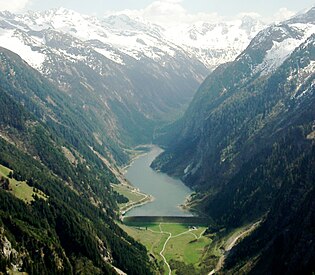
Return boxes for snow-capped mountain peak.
[219,6,314,84]
[0,7,269,70]
[286,6,315,24]
[162,15,265,69]
[0,7,210,119]
[1,6,313,77]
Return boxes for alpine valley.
[0,4,314,275]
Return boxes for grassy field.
[164,226,209,264]
[0,164,47,203]
[111,183,150,212]
[119,220,259,274]
[0,164,11,177]
[119,222,213,274]
[112,184,145,203]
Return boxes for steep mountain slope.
[201,34,315,224]
[224,146,315,274]
[0,8,266,153]
[0,8,208,151]
[153,7,315,190]
[0,47,153,274]
[152,8,315,272]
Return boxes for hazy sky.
[0,0,314,24]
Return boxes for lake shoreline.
[124,145,194,217]
[112,181,154,219]
[121,192,154,218]
[114,145,157,219]
[121,144,155,174]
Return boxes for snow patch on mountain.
[94,48,125,65]
[254,23,315,76]
[255,38,303,75]
[0,8,267,70]
[0,29,45,69]
[164,17,265,69]
[289,59,315,99]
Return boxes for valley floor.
[112,147,262,274]
[118,220,261,275]
[119,222,211,274]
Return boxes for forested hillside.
[0,47,153,274]
[152,9,315,274]
[224,144,315,274]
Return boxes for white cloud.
[109,0,222,27]
[142,0,187,26]
[269,8,295,23]
[0,0,31,12]
[144,0,185,17]
[106,1,297,27]
[237,12,263,20]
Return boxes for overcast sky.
[0,0,314,24]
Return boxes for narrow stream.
[125,145,193,217]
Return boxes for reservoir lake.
[125,145,193,217]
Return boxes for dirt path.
[148,223,204,275]
[225,221,260,252]
[159,224,172,275]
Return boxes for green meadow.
[119,222,214,274]
[0,164,47,203]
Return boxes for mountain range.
[0,8,207,165]
[0,7,265,69]
[0,7,267,166]
[0,5,314,275]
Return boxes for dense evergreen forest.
[152,19,315,274]
[0,48,153,274]
[225,143,315,274]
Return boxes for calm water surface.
[125,145,193,217]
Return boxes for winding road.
[209,221,261,275]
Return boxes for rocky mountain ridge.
[153,7,315,186]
